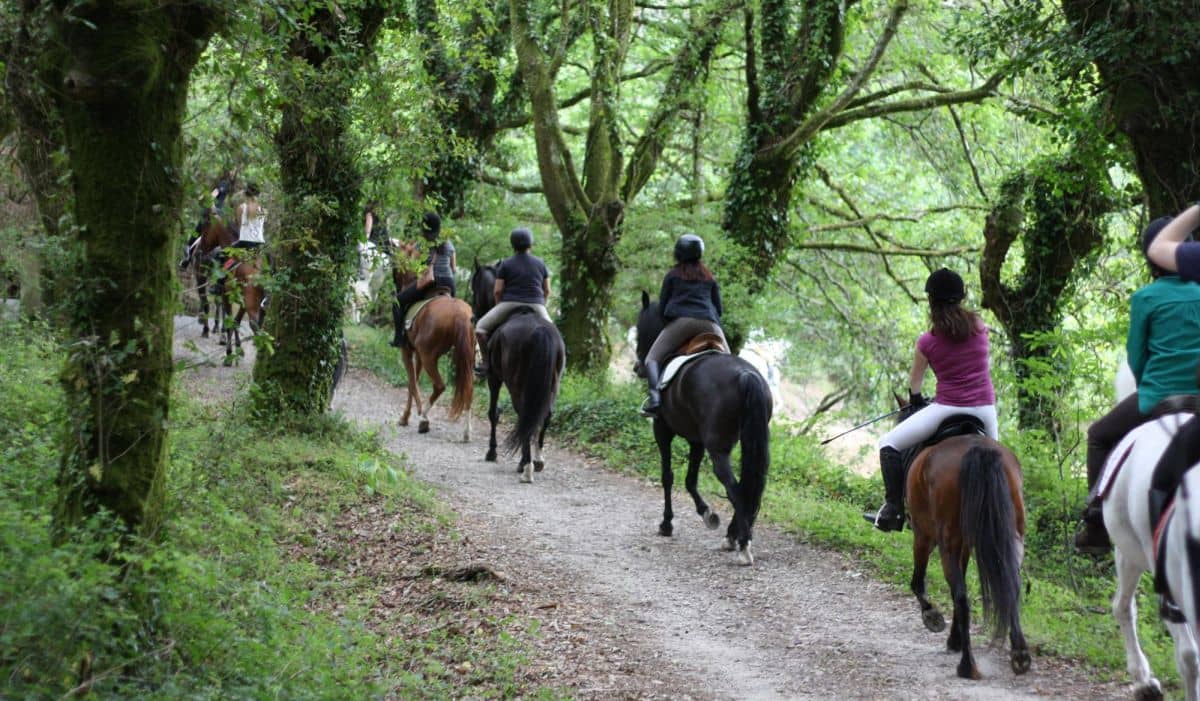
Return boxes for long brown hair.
[928,301,981,343]
[671,260,714,282]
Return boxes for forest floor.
[174,317,1129,700]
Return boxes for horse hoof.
[485,450,496,462]
[201,329,209,339]
[922,608,946,633]
[533,460,544,472]
[1010,649,1031,675]
[721,536,736,552]
[418,420,430,434]
[399,418,409,427]
[515,464,524,473]
[659,523,673,537]
[956,662,981,680]
[520,473,533,484]
[703,510,720,530]
[1134,680,1164,701]
[737,543,754,566]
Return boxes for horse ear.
[473,256,480,272]
[641,290,650,310]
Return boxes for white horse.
[1101,369,1200,700]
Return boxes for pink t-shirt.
[916,325,995,407]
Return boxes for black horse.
[634,291,772,565]
[470,258,498,321]
[480,309,565,482]
[180,230,221,339]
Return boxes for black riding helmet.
[421,212,442,242]
[674,233,704,263]
[244,181,260,198]
[510,227,533,251]
[924,267,964,304]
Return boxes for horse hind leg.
[942,546,979,679]
[684,441,718,530]
[1009,537,1031,675]
[653,420,676,537]
[485,377,500,462]
[417,354,440,434]
[709,449,752,564]
[519,440,533,483]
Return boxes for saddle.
[900,415,986,472]
[658,333,732,390]
[404,289,452,328]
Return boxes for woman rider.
[640,233,727,417]
[1074,216,1200,553]
[231,182,265,250]
[473,227,552,376]
[864,268,998,532]
[392,212,457,348]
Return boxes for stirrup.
[863,505,904,532]
[639,397,659,418]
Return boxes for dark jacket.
[659,269,722,324]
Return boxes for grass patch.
[0,319,562,699]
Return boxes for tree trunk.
[980,155,1111,432]
[252,6,386,418]
[1061,0,1200,216]
[47,1,218,536]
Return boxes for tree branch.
[477,171,544,193]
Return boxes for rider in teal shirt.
[1128,275,1200,414]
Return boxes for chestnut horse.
[399,293,475,441]
[897,400,1030,680]
[195,209,265,364]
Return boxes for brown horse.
[399,293,475,441]
[900,402,1030,680]
[195,209,265,364]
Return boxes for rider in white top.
[233,182,266,249]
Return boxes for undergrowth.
[0,319,556,699]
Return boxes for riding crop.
[820,407,905,445]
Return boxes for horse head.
[470,260,498,321]
[633,290,664,377]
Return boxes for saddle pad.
[659,350,722,390]
[404,292,450,329]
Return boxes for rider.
[1075,216,1200,553]
[392,212,457,348]
[864,268,998,532]
[640,233,727,417]
[231,182,265,251]
[473,227,552,376]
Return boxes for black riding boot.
[640,361,662,417]
[391,301,407,348]
[1074,456,1112,554]
[863,447,905,532]
[474,330,490,376]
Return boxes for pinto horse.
[479,307,565,483]
[399,293,475,441]
[634,292,772,566]
[895,399,1030,680]
[195,209,265,364]
[1098,371,1199,701]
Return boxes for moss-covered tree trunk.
[252,4,386,418]
[510,0,736,372]
[980,154,1112,432]
[1061,0,1200,216]
[45,0,218,535]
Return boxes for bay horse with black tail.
[479,306,565,483]
[894,397,1030,680]
[180,234,221,338]
[399,293,475,441]
[634,291,772,566]
[195,209,265,364]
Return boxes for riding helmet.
[1141,215,1186,278]
[924,268,964,304]
[244,181,260,198]
[674,233,704,263]
[422,212,442,241]
[510,227,534,251]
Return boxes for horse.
[479,307,565,483]
[892,397,1030,680]
[398,293,475,441]
[195,208,265,364]
[1098,376,1199,700]
[633,292,772,566]
[179,234,222,338]
[469,258,498,321]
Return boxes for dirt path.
[175,317,1128,700]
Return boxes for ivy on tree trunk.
[251,2,387,418]
[43,0,220,536]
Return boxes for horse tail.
[447,312,475,420]
[736,370,772,518]
[503,323,557,455]
[959,444,1021,642]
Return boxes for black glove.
[909,392,927,409]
